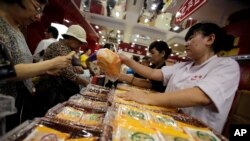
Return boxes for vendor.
[119,41,172,92]
[118,22,240,133]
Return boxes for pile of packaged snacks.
[80,84,111,101]
[45,103,105,129]
[106,105,224,141]
[68,94,108,112]
[6,118,101,141]
[3,83,228,141]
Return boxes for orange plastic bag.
[97,48,121,81]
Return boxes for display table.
[1,84,228,141]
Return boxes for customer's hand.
[46,69,61,76]
[50,56,71,69]
[73,66,84,74]
[118,54,130,64]
[50,51,75,70]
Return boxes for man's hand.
[118,54,130,64]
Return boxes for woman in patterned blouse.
[0,0,74,131]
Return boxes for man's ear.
[205,34,215,46]
[161,51,165,58]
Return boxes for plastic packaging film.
[96,48,121,82]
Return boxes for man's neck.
[194,52,215,66]
[155,60,165,68]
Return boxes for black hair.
[142,56,151,62]
[185,22,234,53]
[132,55,140,62]
[149,41,172,59]
[102,43,114,49]
[3,0,48,9]
[48,26,59,39]
[85,48,91,52]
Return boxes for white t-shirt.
[161,55,240,133]
[33,38,57,60]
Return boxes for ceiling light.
[134,38,137,42]
[136,34,139,38]
[184,51,187,53]
[102,36,105,38]
[157,39,161,41]
[99,31,102,34]
[64,19,70,23]
[115,12,120,17]
[95,25,99,29]
[103,39,106,41]
[95,42,98,45]
[176,52,179,55]
[169,46,172,49]
[175,11,181,18]
[117,30,121,33]
[144,18,149,23]
[118,39,121,42]
[145,48,148,51]
[151,4,157,10]
[173,26,180,31]
[102,42,105,45]
[131,44,135,47]
[182,57,186,59]
[170,54,174,56]
[174,43,178,47]
[117,34,121,38]
[132,42,135,45]
[189,17,192,20]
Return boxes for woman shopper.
[0,0,73,131]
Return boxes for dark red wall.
[224,8,250,55]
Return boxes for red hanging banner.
[175,0,207,24]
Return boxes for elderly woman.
[118,22,240,133]
[35,25,90,116]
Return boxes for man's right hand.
[118,53,130,64]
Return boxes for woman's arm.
[119,73,152,89]
[13,54,73,80]
[118,87,211,108]
[119,54,163,81]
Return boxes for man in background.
[33,26,59,62]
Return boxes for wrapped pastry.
[79,113,104,127]
[113,122,160,141]
[68,95,108,112]
[96,48,121,81]
[23,125,70,141]
[183,127,221,141]
[55,106,84,122]
[66,137,98,141]
[149,112,180,130]
[117,105,150,121]
[158,130,194,141]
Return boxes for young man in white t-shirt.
[33,26,58,62]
